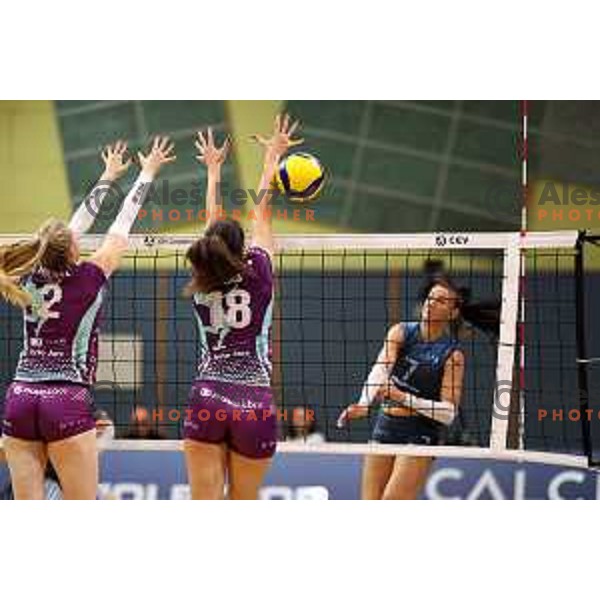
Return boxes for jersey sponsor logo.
[10,383,65,397]
[434,233,471,247]
[194,387,264,410]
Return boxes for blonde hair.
[0,218,74,308]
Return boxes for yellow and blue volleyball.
[274,153,326,202]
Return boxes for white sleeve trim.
[107,172,154,238]
[69,181,114,236]
[403,392,457,426]
[357,360,391,407]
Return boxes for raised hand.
[251,113,304,161]
[138,136,177,178]
[195,127,231,169]
[101,140,132,181]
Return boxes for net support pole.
[490,239,521,451]
[575,231,593,464]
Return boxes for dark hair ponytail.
[185,219,246,295]
[420,259,501,341]
[458,290,501,340]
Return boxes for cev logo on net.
[434,233,471,247]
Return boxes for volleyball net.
[0,230,597,468]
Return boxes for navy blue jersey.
[390,322,460,402]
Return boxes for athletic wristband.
[403,392,457,426]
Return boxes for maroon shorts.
[184,380,277,459]
[2,382,96,443]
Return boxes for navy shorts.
[372,413,445,446]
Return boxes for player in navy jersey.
[183,116,302,500]
[0,137,175,499]
[338,269,499,500]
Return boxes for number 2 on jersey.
[26,283,63,334]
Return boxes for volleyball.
[274,152,326,202]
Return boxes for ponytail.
[0,219,75,308]
[0,238,46,308]
[185,234,245,295]
[459,294,501,340]
[0,268,32,308]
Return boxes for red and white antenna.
[518,100,529,448]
